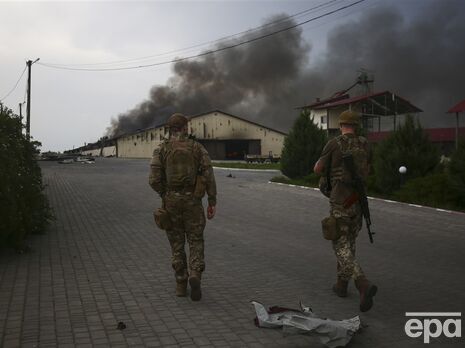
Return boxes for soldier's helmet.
[167,113,188,129]
[338,110,360,125]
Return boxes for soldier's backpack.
[336,135,369,184]
[163,139,199,189]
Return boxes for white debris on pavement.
[252,301,360,348]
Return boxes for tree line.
[280,110,465,211]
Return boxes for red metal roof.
[367,128,465,143]
[313,91,387,109]
[305,94,350,108]
[301,90,422,115]
[447,99,465,113]
[313,90,421,112]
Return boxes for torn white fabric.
[252,301,360,348]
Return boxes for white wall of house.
[310,106,364,130]
[116,111,286,159]
[310,109,328,129]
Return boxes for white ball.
[399,166,407,174]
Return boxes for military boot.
[189,271,202,301]
[175,270,188,297]
[332,278,349,297]
[355,276,378,312]
[176,280,188,297]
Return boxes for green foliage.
[392,173,457,209]
[0,105,52,250]
[448,137,465,207]
[373,115,439,194]
[280,110,327,179]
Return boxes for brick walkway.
[1,158,464,347]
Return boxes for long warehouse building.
[115,110,286,160]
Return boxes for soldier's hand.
[207,205,216,220]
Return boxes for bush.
[0,105,52,251]
[280,109,327,179]
[448,137,465,207]
[373,115,439,194]
[392,173,456,209]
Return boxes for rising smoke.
[108,0,465,137]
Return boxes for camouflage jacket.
[317,133,370,208]
[149,135,217,206]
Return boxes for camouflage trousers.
[330,203,365,281]
[164,192,206,283]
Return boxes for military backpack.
[162,139,199,189]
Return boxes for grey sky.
[1,0,463,152]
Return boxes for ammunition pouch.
[319,176,331,198]
[321,216,349,241]
[193,175,207,199]
[154,208,172,230]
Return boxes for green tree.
[373,115,439,194]
[0,105,52,250]
[280,109,327,179]
[448,137,465,207]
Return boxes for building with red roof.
[300,90,422,137]
[447,98,465,149]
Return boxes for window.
[321,116,327,124]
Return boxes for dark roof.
[300,91,422,116]
[303,94,350,109]
[120,110,288,137]
[447,99,465,113]
[367,128,465,143]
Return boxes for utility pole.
[26,58,40,139]
[19,102,23,125]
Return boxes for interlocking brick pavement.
[1,158,464,347]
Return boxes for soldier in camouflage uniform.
[314,110,377,312]
[149,113,217,301]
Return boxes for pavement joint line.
[267,180,465,215]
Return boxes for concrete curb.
[267,181,465,216]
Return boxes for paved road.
[1,158,464,347]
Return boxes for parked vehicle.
[245,152,280,163]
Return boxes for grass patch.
[213,162,281,170]
[271,173,465,212]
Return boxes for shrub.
[392,173,455,209]
[448,137,465,207]
[373,115,439,194]
[280,109,327,179]
[0,105,52,251]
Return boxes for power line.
[42,0,344,68]
[38,0,367,72]
[0,65,27,102]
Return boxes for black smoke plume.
[108,1,465,137]
[108,14,309,137]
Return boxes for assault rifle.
[342,153,375,243]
